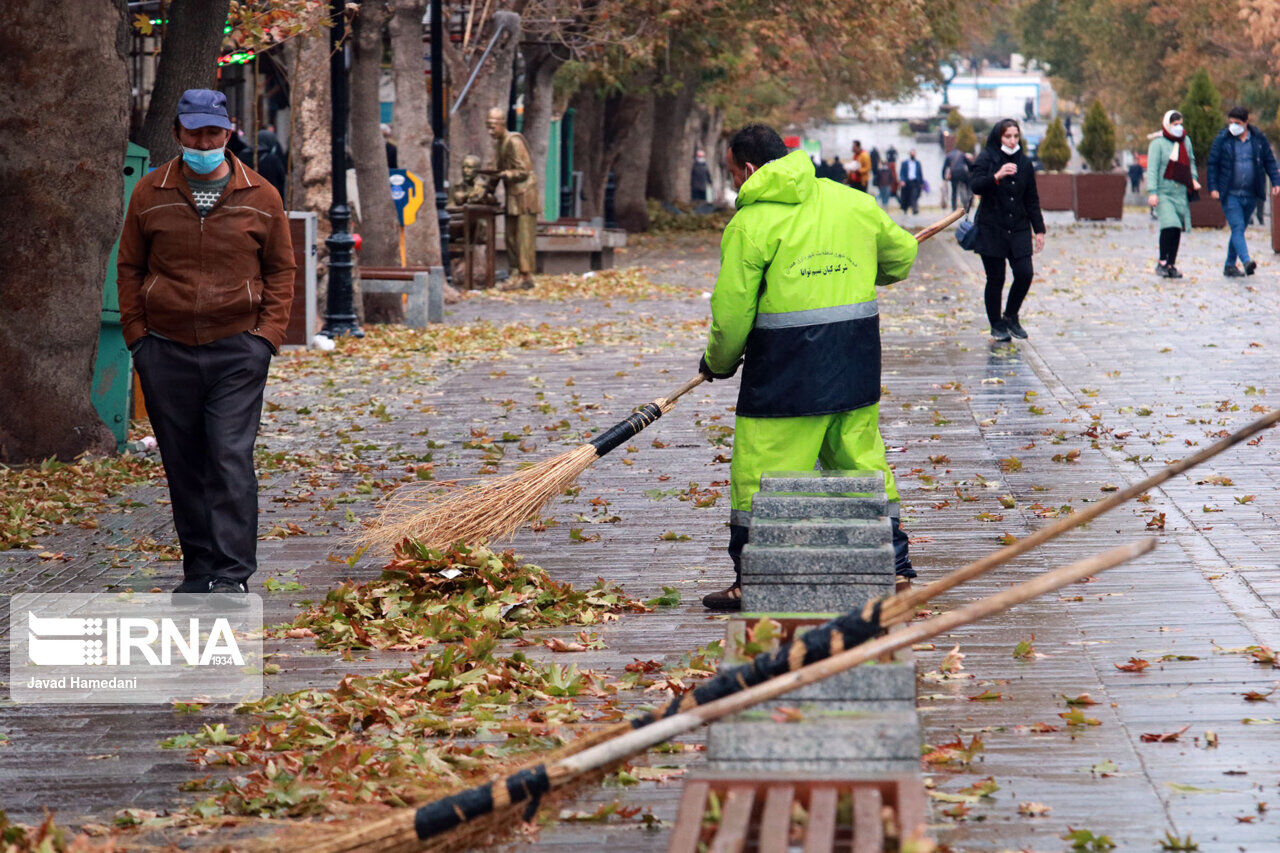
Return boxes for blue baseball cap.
[176,89,233,130]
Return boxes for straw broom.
[294,538,1154,853]
[358,209,967,554]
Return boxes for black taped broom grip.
[587,402,665,457]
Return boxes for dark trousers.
[900,180,922,213]
[133,333,271,584]
[1158,227,1182,266]
[981,254,1034,326]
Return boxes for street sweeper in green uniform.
[699,123,919,611]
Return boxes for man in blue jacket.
[1207,106,1280,277]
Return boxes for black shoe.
[1245,260,1257,276]
[1165,265,1183,279]
[173,577,212,593]
[209,578,250,608]
[702,584,742,612]
[990,320,1011,342]
[1225,265,1246,277]
[1155,263,1170,278]
[1003,314,1028,339]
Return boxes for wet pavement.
[4,207,1280,851]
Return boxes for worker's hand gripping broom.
[358,209,966,554]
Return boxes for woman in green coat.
[1146,109,1200,278]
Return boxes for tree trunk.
[443,11,521,186]
[389,0,441,269]
[646,71,699,205]
[0,0,128,462]
[571,86,607,220]
[522,43,565,206]
[694,104,727,205]
[285,17,332,318]
[136,0,233,165]
[605,90,654,232]
[350,1,403,323]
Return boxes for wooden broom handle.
[886,407,1280,620]
[661,210,964,412]
[555,538,1155,778]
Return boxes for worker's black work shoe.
[173,577,212,593]
[702,584,742,612]
[1245,260,1258,276]
[1002,314,1028,340]
[1165,265,1183,279]
[1225,264,1246,277]
[990,320,1012,342]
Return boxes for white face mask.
[1230,122,1246,137]
[1001,144,1019,155]
[1168,125,1184,138]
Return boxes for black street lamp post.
[430,0,451,281]
[321,0,364,339]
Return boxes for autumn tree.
[0,0,129,462]
[136,0,233,164]
[955,122,978,156]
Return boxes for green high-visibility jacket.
[704,149,918,418]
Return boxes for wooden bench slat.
[892,776,927,843]
[756,784,795,853]
[667,781,711,853]
[803,787,838,853]
[851,785,883,853]
[709,785,757,853]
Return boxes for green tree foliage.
[955,121,977,154]
[1038,116,1072,171]
[1077,100,1116,172]
[947,108,965,130]
[1179,69,1221,170]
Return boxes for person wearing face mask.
[1146,110,1199,278]
[116,89,295,597]
[1206,106,1280,277]
[698,124,920,611]
[969,118,1045,342]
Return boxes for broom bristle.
[357,444,599,553]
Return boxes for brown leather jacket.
[117,153,295,351]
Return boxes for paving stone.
[741,544,896,576]
[751,494,887,520]
[749,518,891,547]
[759,469,884,495]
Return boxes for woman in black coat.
[969,119,1046,341]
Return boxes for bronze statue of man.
[486,107,538,290]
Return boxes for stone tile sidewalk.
[3,213,1280,851]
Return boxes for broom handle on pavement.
[554,538,1154,779]
[657,210,964,412]
[888,407,1280,619]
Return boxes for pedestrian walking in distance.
[968,119,1045,342]
[1146,110,1199,279]
[1207,105,1280,277]
[898,149,924,214]
[117,89,295,595]
[699,124,919,611]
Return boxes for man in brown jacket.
[486,107,539,290]
[117,89,295,595]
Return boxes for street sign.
[389,169,425,226]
